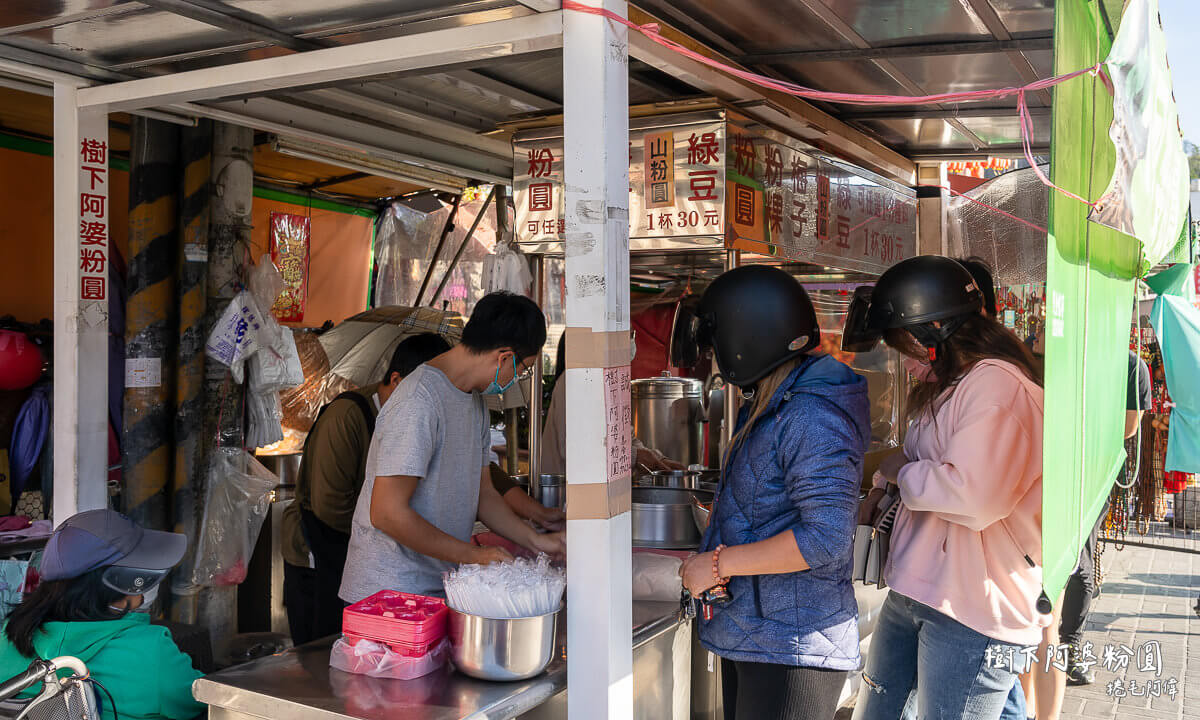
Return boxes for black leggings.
[721,658,846,720]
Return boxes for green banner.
[1042,0,1143,605]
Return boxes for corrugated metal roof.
[0,0,1062,196]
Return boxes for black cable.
[89,677,119,720]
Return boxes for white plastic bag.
[249,331,305,394]
[329,636,449,680]
[205,291,268,384]
[481,241,533,295]
[246,391,285,449]
[192,448,278,586]
[632,552,684,602]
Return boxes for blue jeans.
[852,592,1025,720]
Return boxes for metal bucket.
[632,487,715,549]
[448,607,560,681]
[632,375,706,466]
[511,474,565,510]
[636,471,718,495]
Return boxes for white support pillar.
[563,2,633,719]
[53,84,110,522]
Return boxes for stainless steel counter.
[193,601,684,720]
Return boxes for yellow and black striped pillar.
[122,117,181,530]
[170,120,211,621]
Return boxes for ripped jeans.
[852,592,1024,720]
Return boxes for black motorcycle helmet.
[695,265,820,387]
[841,255,983,358]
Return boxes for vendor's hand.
[637,447,684,473]
[877,450,909,485]
[535,506,566,532]
[528,530,565,561]
[678,551,720,597]
[471,545,514,566]
[859,487,888,525]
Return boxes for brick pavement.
[1057,537,1197,720]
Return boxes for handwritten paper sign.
[603,365,633,483]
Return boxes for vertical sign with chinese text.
[643,132,675,209]
[603,366,632,484]
[78,137,109,303]
[268,212,310,322]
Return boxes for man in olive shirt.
[282,333,450,645]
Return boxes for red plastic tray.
[342,590,448,647]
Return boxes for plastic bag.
[246,391,284,450]
[192,448,278,586]
[329,636,449,680]
[249,331,305,394]
[631,552,684,602]
[247,254,286,318]
[205,291,268,384]
[481,241,532,295]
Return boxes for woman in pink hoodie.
[844,256,1049,720]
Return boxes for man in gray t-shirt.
[340,293,565,603]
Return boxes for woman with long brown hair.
[679,265,870,719]
[846,256,1049,720]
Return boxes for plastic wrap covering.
[806,287,902,450]
[373,202,452,308]
[946,166,1049,286]
[423,190,503,315]
[443,555,565,618]
[192,448,278,587]
[278,307,463,436]
[374,190,507,316]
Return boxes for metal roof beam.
[961,0,1053,106]
[738,36,1053,65]
[789,0,990,151]
[137,0,323,51]
[514,0,562,10]
[906,145,1049,161]
[842,105,1049,121]
[77,12,563,111]
[625,6,915,184]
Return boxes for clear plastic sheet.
[946,166,1049,286]
[192,448,278,586]
[806,287,902,450]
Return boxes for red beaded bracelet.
[712,544,730,586]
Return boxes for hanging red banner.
[269,212,310,322]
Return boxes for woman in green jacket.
[0,509,204,720]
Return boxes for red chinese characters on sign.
[790,156,808,193]
[733,183,755,226]
[529,183,553,212]
[815,173,830,243]
[767,192,784,234]
[687,132,720,165]
[269,212,310,323]
[78,137,108,302]
[81,277,106,301]
[527,148,554,179]
[835,215,851,250]
[733,134,756,177]
[764,147,784,188]
[687,170,718,201]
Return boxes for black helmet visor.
[841,286,883,353]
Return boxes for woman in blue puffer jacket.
[680,265,870,720]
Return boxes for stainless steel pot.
[632,375,706,467]
[448,606,560,681]
[510,474,565,510]
[631,487,715,549]
[636,470,718,495]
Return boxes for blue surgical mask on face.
[482,355,518,395]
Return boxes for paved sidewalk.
[1057,536,1198,720]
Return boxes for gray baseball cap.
[41,509,187,592]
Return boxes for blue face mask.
[482,355,518,395]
